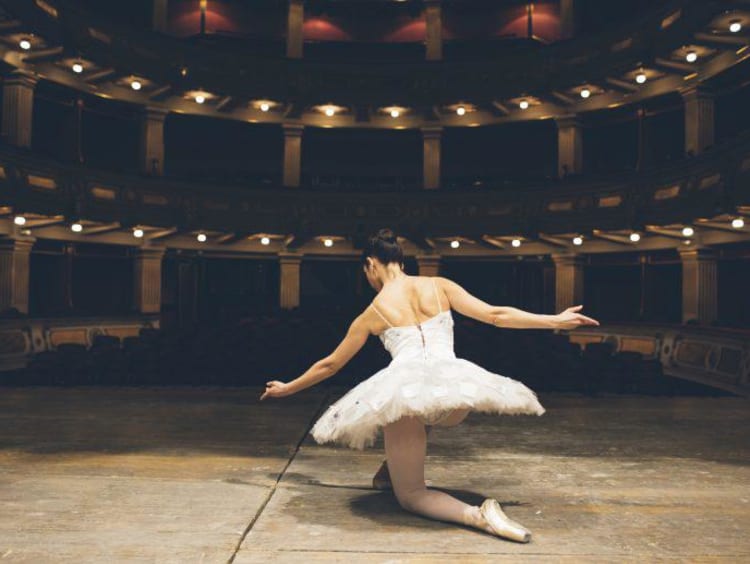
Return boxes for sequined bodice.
[378,309,456,363]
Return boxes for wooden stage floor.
[0,386,748,563]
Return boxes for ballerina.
[261,228,599,542]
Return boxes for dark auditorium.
[0,0,748,561]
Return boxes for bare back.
[369,276,448,334]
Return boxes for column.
[282,124,304,187]
[681,86,714,156]
[153,0,168,32]
[140,107,168,175]
[287,0,304,59]
[551,253,585,313]
[422,126,442,190]
[279,252,302,309]
[416,254,441,277]
[134,247,166,314]
[556,116,583,178]
[2,70,38,148]
[0,237,34,314]
[678,247,717,324]
[560,0,579,39]
[424,1,442,61]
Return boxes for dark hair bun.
[362,228,404,266]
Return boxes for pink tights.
[382,410,493,533]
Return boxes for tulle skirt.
[310,357,546,450]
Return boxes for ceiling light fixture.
[731,217,744,229]
[13,215,26,226]
[511,239,521,248]
[133,228,144,238]
[636,72,647,84]
[629,232,641,242]
[19,39,31,50]
[131,80,142,91]
[580,88,591,99]
[260,236,271,245]
[729,20,742,33]
[72,62,84,74]
[681,226,694,237]
[195,94,206,104]
[456,106,466,116]
[450,240,460,249]
[259,102,270,112]
[71,222,83,233]
[519,100,529,110]
[685,50,698,63]
[323,238,334,247]
[572,236,583,246]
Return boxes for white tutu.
[310,309,545,450]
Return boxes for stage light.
[681,226,694,237]
[13,215,26,226]
[572,236,583,246]
[72,62,84,74]
[580,88,591,99]
[390,109,400,118]
[456,106,466,116]
[131,80,142,91]
[71,223,83,233]
[259,102,270,112]
[195,94,205,104]
[323,238,334,247]
[729,20,742,33]
[511,239,521,248]
[133,228,144,238]
[19,39,31,50]
[450,240,460,249]
[197,233,207,242]
[260,236,271,245]
[731,217,744,229]
[324,106,335,117]
[685,50,698,63]
[629,232,641,242]
[519,100,529,110]
[636,72,647,84]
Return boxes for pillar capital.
[278,251,303,264]
[551,252,586,267]
[677,245,716,261]
[679,84,715,102]
[554,114,582,129]
[134,246,167,260]
[143,106,170,121]
[2,69,38,89]
[421,126,443,139]
[416,254,441,276]
[282,123,305,137]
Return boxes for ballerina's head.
[362,228,406,292]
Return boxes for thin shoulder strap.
[371,304,394,328]
[431,277,443,314]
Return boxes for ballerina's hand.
[260,380,292,401]
[555,305,600,330]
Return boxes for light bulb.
[131,80,142,91]
[729,21,742,33]
[197,233,207,242]
[13,215,26,226]
[629,232,641,242]
[731,218,744,229]
[195,95,205,104]
[519,100,529,110]
[259,102,270,112]
[572,236,583,246]
[323,238,333,247]
[71,223,83,233]
[681,226,694,237]
[511,239,521,248]
[636,72,647,84]
[456,106,466,116]
[324,106,335,117]
[19,39,31,50]
[390,109,400,118]
[685,51,698,63]
[133,228,144,238]
[260,236,271,245]
[72,63,84,74]
[450,240,460,249]
[580,88,591,99]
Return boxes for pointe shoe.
[479,498,532,543]
[372,460,391,490]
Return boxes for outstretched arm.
[260,312,371,400]
[439,277,599,330]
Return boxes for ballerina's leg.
[382,415,492,533]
